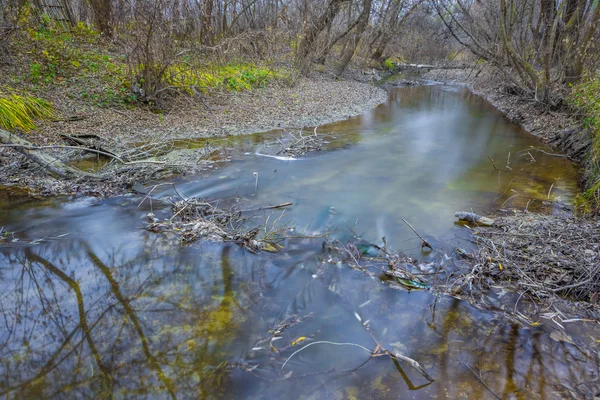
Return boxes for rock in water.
[455,212,495,226]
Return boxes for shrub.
[383,58,394,71]
[166,63,282,94]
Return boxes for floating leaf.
[397,278,430,290]
[291,336,307,346]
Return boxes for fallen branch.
[402,218,433,250]
[455,212,495,226]
[61,134,118,158]
[517,147,568,158]
[0,144,165,165]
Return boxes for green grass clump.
[568,76,600,212]
[166,63,284,93]
[0,92,55,132]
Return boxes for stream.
[1,84,598,399]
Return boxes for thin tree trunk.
[334,0,372,76]
[89,0,112,37]
[295,0,347,74]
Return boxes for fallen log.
[0,129,101,179]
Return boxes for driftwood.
[455,212,495,226]
[0,129,100,179]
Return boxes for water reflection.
[0,85,594,399]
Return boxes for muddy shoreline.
[0,76,387,197]
[420,67,599,317]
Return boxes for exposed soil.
[34,76,387,145]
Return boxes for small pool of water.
[0,85,596,399]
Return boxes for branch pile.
[147,197,291,252]
[465,214,600,304]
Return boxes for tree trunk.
[202,0,214,44]
[295,0,347,74]
[89,0,112,37]
[334,0,372,76]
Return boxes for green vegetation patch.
[165,62,286,93]
[15,9,132,106]
[568,76,600,211]
[0,91,55,132]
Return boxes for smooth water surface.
[1,85,597,399]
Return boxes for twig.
[547,183,554,200]
[402,218,432,250]
[517,147,567,158]
[263,202,293,210]
[138,182,187,208]
[239,202,294,213]
[281,341,372,370]
[460,361,501,400]
[500,194,519,208]
[391,352,435,382]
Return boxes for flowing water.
[1,84,597,399]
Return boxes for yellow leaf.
[263,243,278,252]
[530,321,541,327]
[499,263,503,271]
[291,336,307,346]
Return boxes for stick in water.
[402,218,432,250]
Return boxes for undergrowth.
[0,91,55,132]
[166,62,284,93]
[10,9,288,109]
[568,76,600,213]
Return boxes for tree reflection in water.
[0,229,598,399]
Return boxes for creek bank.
[0,77,387,197]
[454,212,599,320]
[421,67,592,179]
[421,67,599,318]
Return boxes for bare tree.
[88,0,112,37]
[434,0,600,104]
[295,0,348,74]
[334,0,372,75]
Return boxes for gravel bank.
[0,77,387,196]
[34,77,388,146]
